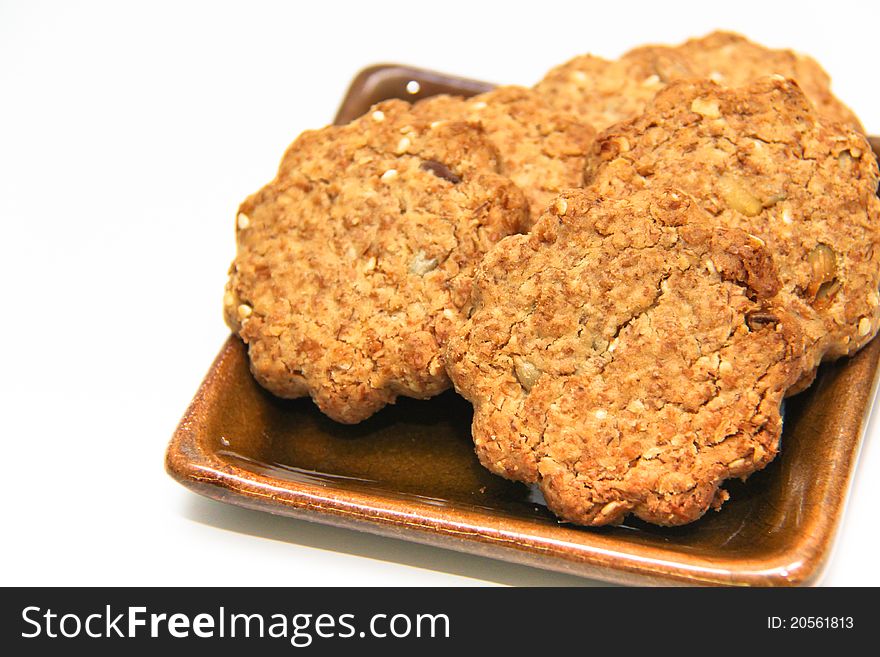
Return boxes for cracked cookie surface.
[445,189,806,526]
[585,77,880,376]
[412,86,596,220]
[224,99,529,423]
[535,31,861,131]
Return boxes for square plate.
[166,65,880,586]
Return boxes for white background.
[2,0,878,586]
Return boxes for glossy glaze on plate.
[166,65,880,586]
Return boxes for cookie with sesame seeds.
[224,99,529,423]
[534,46,695,132]
[585,76,880,374]
[535,31,861,131]
[411,86,596,219]
[676,31,862,131]
[445,188,807,526]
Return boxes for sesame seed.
[594,409,608,420]
[859,317,872,336]
[396,136,411,153]
[237,212,250,229]
[237,304,252,319]
[747,233,765,246]
[371,110,385,122]
[381,168,398,181]
[405,80,421,95]
[554,197,568,215]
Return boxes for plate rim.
[167,332,880,587]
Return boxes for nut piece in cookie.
[225,99,529,423]
[412,86,596,220]
[535,31,861,131]
[586,77,880,371]
[446,189,806,526]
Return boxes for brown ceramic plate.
[166,65,880,586]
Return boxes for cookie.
[224,99,529,423]
[412,86,596,219]
[585,77,880,374]
[534,46,694,132]
[535,31,861,131]
[445,189,806,526]
[677,31,862,131]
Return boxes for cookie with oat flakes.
[676,31,862,131]
[224,99,529,423]
[585,77,880,379]
[534,46,694,132]
[412,86,596,219]
[445,188,806,526]
[535,31,861,131]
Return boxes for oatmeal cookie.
[677,31,862,131]
[224,99,529,423]
[412,86,596,219]
[534,46,694,132]
[535,31,861,131]
[445,189,806,526]
[585,77,880,373]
